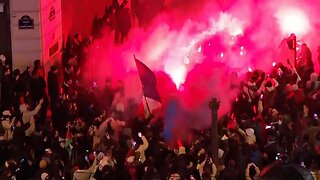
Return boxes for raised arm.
[30,99,43,116]
[139,135,149,151]
[237,127,247,138]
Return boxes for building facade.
[0,0,62,73]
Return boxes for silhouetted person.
[297,43,314,85]
[29,71,48,128]
[48,66,59,109]
[219,159,239,180]
[115,0,131,44]
[1,67,13,110]
[12,69,27,113]
[0,55,7,104]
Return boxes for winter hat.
[2,110,11,116]
[245,128,255,137]
[41,172,49,180]
[39,160,47,169]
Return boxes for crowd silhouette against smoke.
[1,0,320,179]
[83,0,320,131]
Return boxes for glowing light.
[248,66,253,72]
[272,62,276,67]
[217,13,244,36]
[198,46,202,53]
[208,43,211,46]
[275,7,310,36]
[278,68,283,76]
[239,46,245,56]
[220,52,224,58]
[165,65,187,88]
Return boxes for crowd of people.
[90,0,164,44]
[1,39,320,180]
[91,0,132,44]
[1,1,320,180]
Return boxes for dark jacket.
[1,75,14,109]
[29,76,47,102]
[47,71,59,100]
[12,121,31,147]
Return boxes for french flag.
[134,56,162,117]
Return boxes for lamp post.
[208,98,220,167]
[287,33,297,68]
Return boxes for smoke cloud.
[83,0,320,142]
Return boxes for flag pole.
[144,95,152,117]
[293,35,297,68]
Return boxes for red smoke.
[79,0,320,142]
